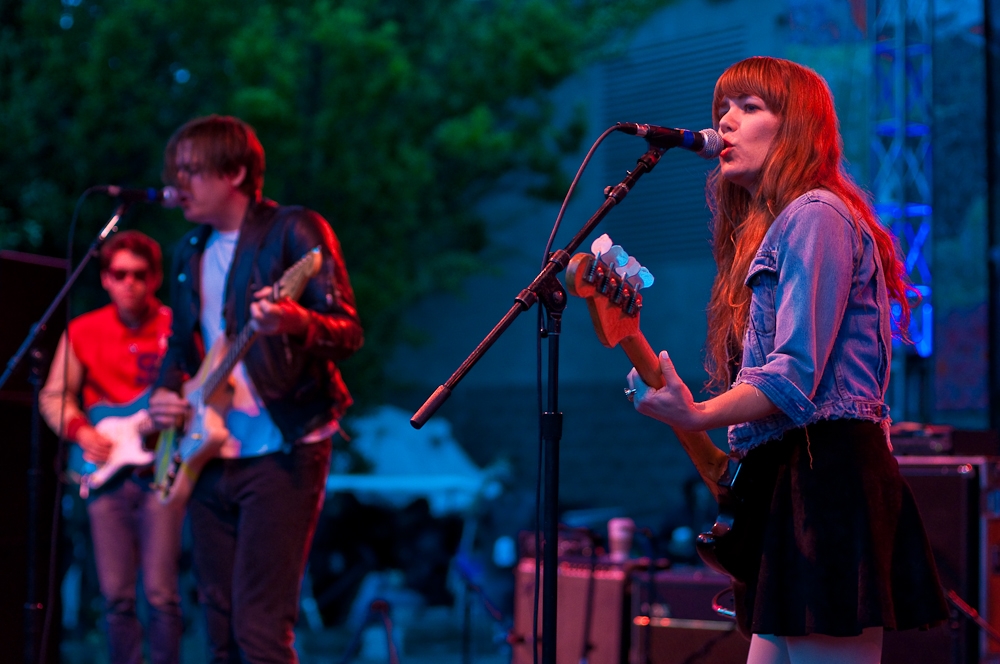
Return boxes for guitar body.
[152,246,323,506]
[153,338,232,507]
[68,392,156,498]
[696,449,784,585]
[694,462,743,580]
[696,498,742,580]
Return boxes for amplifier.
[885,456,1000,664]
[0,251,68,658]
[629,566,749,664]
[511,559,745,664]
[511,557,629,664]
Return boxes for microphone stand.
[411,144,667,664]
[0,202,129,664]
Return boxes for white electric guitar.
[66,392,157,498]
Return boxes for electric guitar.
[66,391,157,498]
[565,235,738,577]
[152,246,323,506]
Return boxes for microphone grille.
[161,186,182,209]
[698,129,723,159]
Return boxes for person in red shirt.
[40,230,182,664]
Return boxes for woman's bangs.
[714,58,786,117]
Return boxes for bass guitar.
[564,234,738,576]
[152,246,323,506]
[67,391,157,498]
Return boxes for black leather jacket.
[154,198,364,442]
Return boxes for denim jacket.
[728,189,892,456]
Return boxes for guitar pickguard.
[68,392,156,498]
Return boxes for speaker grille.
[511,558,627,664]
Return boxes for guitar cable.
[946,587,1000,645]
[578,538,600,664]
[633,527,659,664]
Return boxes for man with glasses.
[148,114,363,662]
[40,230,182,664]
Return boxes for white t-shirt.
[200,229,285,458]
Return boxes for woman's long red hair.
[703,57,912,394]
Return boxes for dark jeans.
[87,471,185,664]
[188,439,331,664]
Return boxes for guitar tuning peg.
[624,266,655,315]
[590,233,613,258]
[626,266,655,290]
[609,256,640,304]
[602,244,628,268]
[614,256,641,278]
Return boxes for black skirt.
[713,418,949,638]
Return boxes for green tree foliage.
[0,0,668,403]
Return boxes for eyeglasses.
[175,163,206,178]
[108,268,149,282]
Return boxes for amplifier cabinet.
[888,455,1000,664]
[629,566,749,664]
[511,557,629,664]
[0,251,68,658]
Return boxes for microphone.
[615,124,723,158]
[97,185,181,208]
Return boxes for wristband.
[66,415,89,442]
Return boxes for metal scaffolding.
[871,0,934,420]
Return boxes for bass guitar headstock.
[566,233,655,347]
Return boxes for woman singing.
[626,56,948,663]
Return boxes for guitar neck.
[203,323,258,400]
[198,247,322,401]
[620,331,731,496]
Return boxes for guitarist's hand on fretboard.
[249,286,310,336]
[626,349,705,431]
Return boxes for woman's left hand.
[627,350,705,431]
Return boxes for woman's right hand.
[148,388,190,430]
